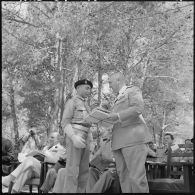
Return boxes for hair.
[185,139,191,143]
[164,133,174,140]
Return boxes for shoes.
[2,176,11,187]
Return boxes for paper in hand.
[84,107,113,128]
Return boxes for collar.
[114,85,127,103]
[118,85,127,96]
[75,94,86,102]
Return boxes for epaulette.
[126,85,134,89]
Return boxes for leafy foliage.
[2,1,193,145]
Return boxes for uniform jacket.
[111,86,152,150]
[61,94,93,144]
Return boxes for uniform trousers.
[62,137,90,193]
[113,144,149,193]
[11,156,41,192]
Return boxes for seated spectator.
[148,141,157,152]
[86,135,121,193]
[163,133,181,154]
[184,139,193,153]
[2,132,66,193]
[182,138,193,163]
[40,135,67,193]
[147,142,157,158]
[163,133,182,179]
[2,137,18,176]
[17,128,43,162]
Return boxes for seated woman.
[2,132,66,193]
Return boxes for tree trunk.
[59,63,66,135]
[152,126,156,144]
[49,33,63,134]
[97,54,102,105]
[9,75,19,146]
[159,109,166,146]
[140,57,150,90]
[96,53,103,149]
[72,61,79,95]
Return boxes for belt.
[72,124,89,132]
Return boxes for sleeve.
[61,99,74,129]
[118,86,144,122]
[33,135,42,150]
[22,133,30,143]
[147,146,157,157]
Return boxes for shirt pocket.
[73,106,87,121]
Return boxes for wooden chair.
[25,161,56,193]
[8,161,55,193]
[147,143,194,193]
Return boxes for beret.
[74,79,93,89]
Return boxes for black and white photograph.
[2,1,194,193]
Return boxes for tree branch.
[3,27,36,48]
[6,17,40,28]
[118,3,194,22]
[31,3,51,19]
[129,52,148,71]
[89,2,114,16]
[146,75,178,81]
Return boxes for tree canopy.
[2,1,193,146]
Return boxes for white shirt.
[44,143,66,163]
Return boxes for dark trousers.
[86,167,121,193]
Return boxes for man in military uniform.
[61,79,93,193]
[106,72,152,193]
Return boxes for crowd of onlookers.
[2,128,194,193]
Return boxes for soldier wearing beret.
[106,72,152,193]
[61,79,93,193]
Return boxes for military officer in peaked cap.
[106,72,152,193]
[61,79,93,193]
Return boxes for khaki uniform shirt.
[61,94,93,143]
